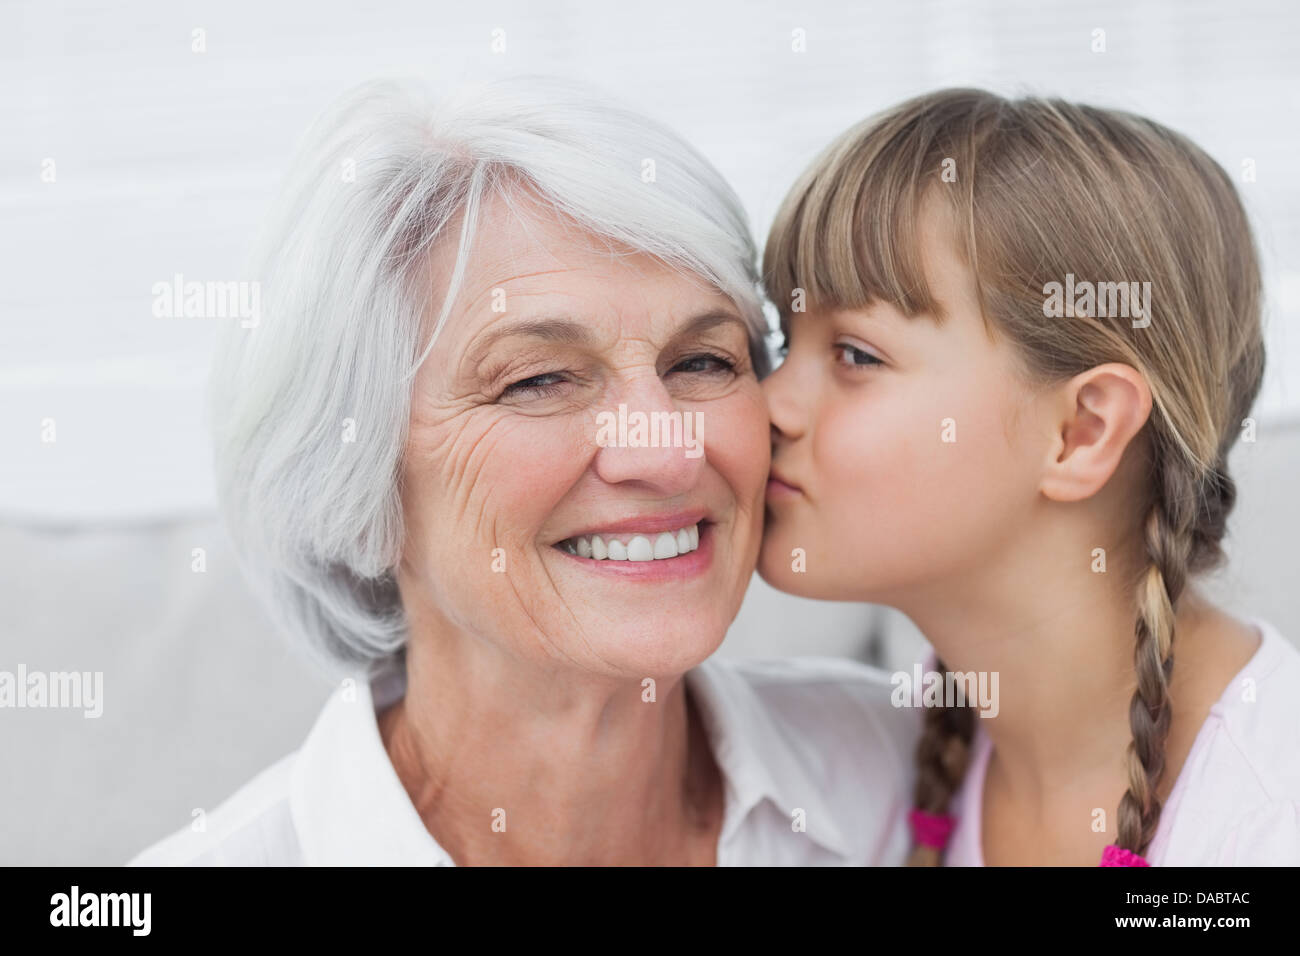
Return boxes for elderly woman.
[129,75,914,866]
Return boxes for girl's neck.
[895,542,1262,862]
[900,551,1146,789]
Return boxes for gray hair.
[209,74,770,675]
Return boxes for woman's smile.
[550,512,716,580]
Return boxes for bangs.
[762,91,994,324]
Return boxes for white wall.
[2,0,1298,520]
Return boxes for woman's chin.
[589,625,726,679]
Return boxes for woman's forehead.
[432,243,725,342]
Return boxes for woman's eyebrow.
[669,309,748,343]
[470,309,746,364]
[467,317,596,367]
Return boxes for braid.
[907,455,1237,865]
[1188,462,1237,575]
[906,660,976,866]
[1115,458,1198,855]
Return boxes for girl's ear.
[1039,363,1153,503]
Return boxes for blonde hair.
[763,89,1265,863]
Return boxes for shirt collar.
[291,657,849,864]
[290,665,453,865]
[686,657,849,858]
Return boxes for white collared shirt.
[128,655,918,866]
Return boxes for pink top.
[934,617,1300,866]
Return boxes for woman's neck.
[377,625,724,866]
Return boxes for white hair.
[210,74,770,676]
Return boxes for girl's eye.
[500,372,567,399]
[671,352,736,375]
[834,343,883,368]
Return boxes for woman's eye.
[671,352,736,375]
[834,343,883,368]
[500,372,567,399]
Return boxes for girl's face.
[758,205,1054,604]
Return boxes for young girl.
[758,89,1300,865]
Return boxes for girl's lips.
[766,474,802,500]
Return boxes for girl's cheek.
[815,385,985,523]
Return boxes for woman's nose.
[591,374,706,494]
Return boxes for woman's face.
[399,192,769,679]
[758,204,1050,605]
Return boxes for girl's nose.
[762,354,807,443]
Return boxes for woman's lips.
[557,509,707,540]
[552,521,715,580]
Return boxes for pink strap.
[1099,845,1151,867]
[909,809,1153,864]
[908,808,956,849]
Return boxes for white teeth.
[558,522,702,562]
[654,533,678,559]
[627,536,654,561]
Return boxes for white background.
[2,0,1298,521]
